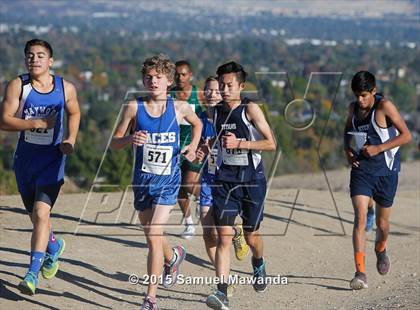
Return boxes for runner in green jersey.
[170,60,204,239]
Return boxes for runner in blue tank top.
[205,62,276,310]
[344,71,411,290]
[0,39,80,295]
[110,54,202,310]
[196,77,220,267]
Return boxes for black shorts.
[350,169,398,208]
[20,180,63,213]
[212,178,267,232]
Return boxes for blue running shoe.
[18,271,38,295]
[41,238,65,279]
[252,257,267,293]
[206,290,229,310]
[365,207,375,232]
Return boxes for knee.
[218,233,232,248]
[146,234,162,249]
[244,232,258,246]
[32,207,50,224]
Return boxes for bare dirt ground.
[1,161,419,309]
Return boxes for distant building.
[397,68,406,79]
[80,71,93,82]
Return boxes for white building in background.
[397,68,406,79]
[80,71,93,82]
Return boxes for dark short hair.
[24,39,53,57]
[216,61,247,83]
[351,71,376,93]
[175,60,191,71]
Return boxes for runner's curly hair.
[141,54,175,82]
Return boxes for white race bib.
[222,147,249,166]
[24,116,54,145]
[207,148,218,174]
[347,131,367,153]
[142,144,173,175]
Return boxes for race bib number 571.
[142,144,173,175]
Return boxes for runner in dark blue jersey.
[205,62,276,310]
[344,71,411,290]
[196,76,249,298]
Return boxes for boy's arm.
[361,100,411,157]
[60,80,81,155]
[0,78,54,131]
[223,102,276,151]
[110,100,142,150]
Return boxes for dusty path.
[1,162,419,309]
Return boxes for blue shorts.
[350,169,398,208]
[14,149,65,195]
[14,151,65,213]
[133,168,181,212]
[200,172,215,207]
[212,177,267,232]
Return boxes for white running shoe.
[181,224,196,239]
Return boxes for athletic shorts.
[19,180,64,213]
[212,177,267,232]
[133,168,181,211]
[14,149,65,195]
[350,168,398,208]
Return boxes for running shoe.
[206,290,229,310]
[376,248,391,275]
[365,207,375,232]
[18,271,38,295]
[252,257,267,293]
[349,271,368,290]
[162,245,186,288]
[141,296,158,310]
[181,225,196,240]
[41,237,65,279]
[232,225,249,261]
